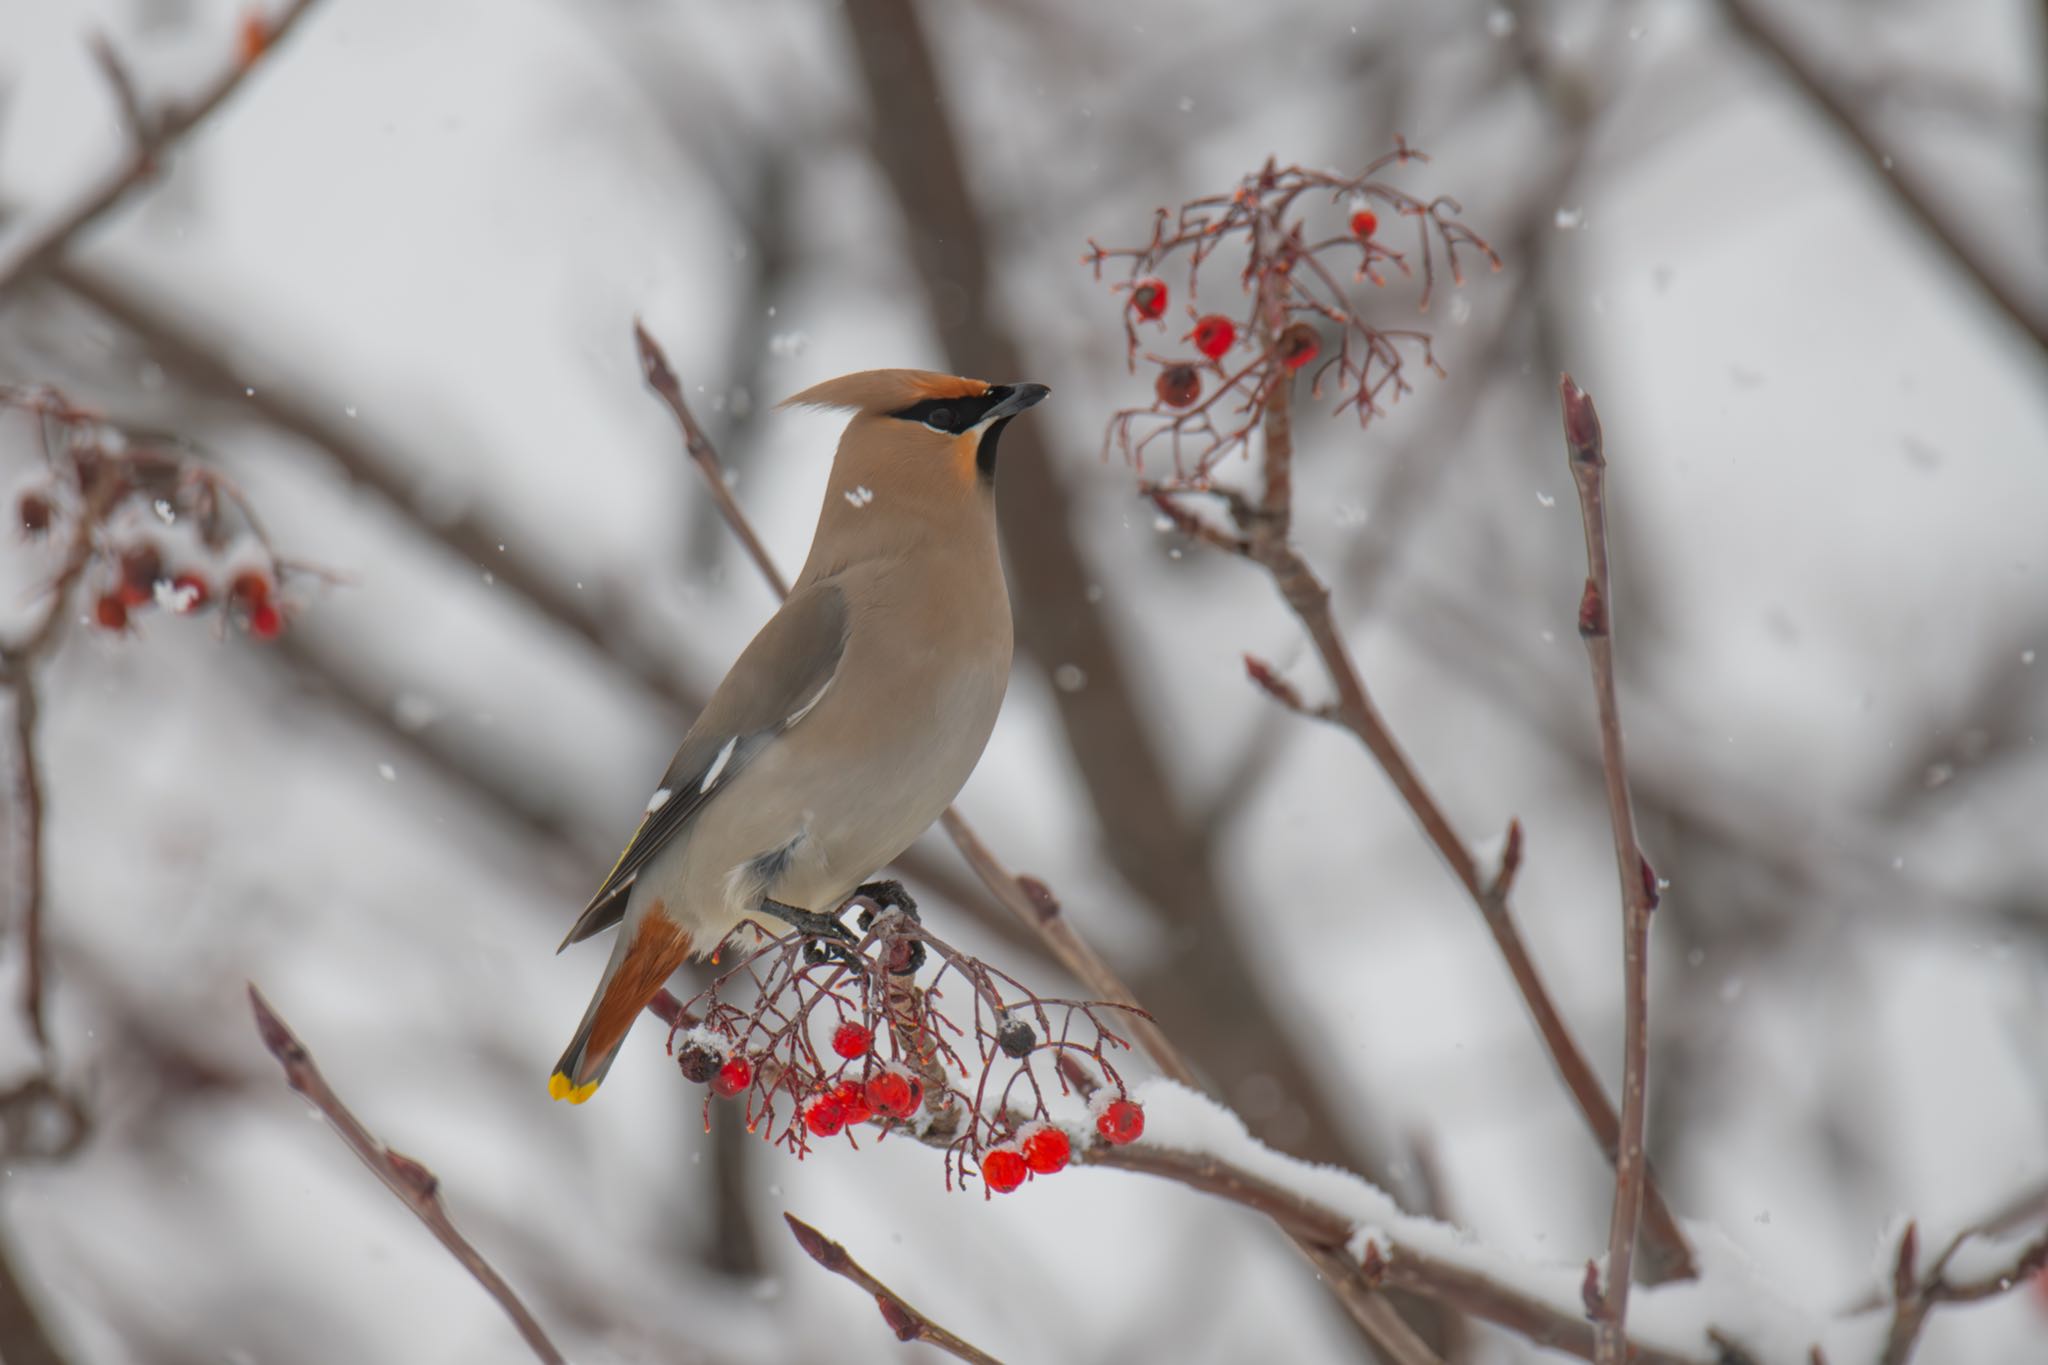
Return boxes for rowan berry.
[1096,1097,1145,1145]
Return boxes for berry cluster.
[7,387,297,641]
[665,898,1148,1196]
[1086,147,1499,482]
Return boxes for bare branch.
[7,679,49,1056]
[0,1218,72,1365]
[1716,0,2048,359]
[1557,375,1657,1364]
[634,319,790,598]
[782,1214,1005,1364]
[0,0,330,304]
[2,418,130,1060]
[1083,1139,1701,1365]
[246,987,569,1365]
[1877,1209,2048,1364]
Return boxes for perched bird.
[549,369,1049,1103]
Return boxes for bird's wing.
[558,582,851,949]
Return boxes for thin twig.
[0,0,329,304]
[634,320,790,597]
[933,812,1195,1088]
[1716,0,2048,359]
[1557,376,1656,1364]
[1304,1244,1449,1365]
[246,987,569,1365]
[782,1214,1005,1364]
[1875,1210,2048,1365]
[1,454,123,1060]
[8,679,48,1055]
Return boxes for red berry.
[831,1021,873,1060]
[1350,207,1379,239]
[1020,1126,1071,1175]
[247,602,285,639]
[93,593,129,632]
[229,569,272,609]
[864,1068,922,1119]
[1096,1097,1145,1145]
[980,1145,1028,1194]
[804,1093,847,1137]
[1155,364,1201,409]
[1191,314,1236,360]
[1277,322,1321,372]
[831,1079,872,1125]
[17,492,51,536]
[166,572,211,614]
[712,1056,753,1098]
[1129,278,1168,321]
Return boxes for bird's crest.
[779,369,990,416]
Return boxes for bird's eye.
[926,408,955,431]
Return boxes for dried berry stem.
[781,1214,1004,1364]
[1558,376,1656,1365]
[246,987,568,1365]
[0,0,329,304]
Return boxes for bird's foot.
[849,881,924,976]
[765,899,860,967]
[852,879,920,927]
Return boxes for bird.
[549,369,1049,1103]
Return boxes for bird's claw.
[852,879,920,932]
[768,898,858,958]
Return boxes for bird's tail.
[549,906,693,1104]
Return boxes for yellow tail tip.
[549,1071,600,1105]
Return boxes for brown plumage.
[550,369,1050,1103]
[779,368,993,414]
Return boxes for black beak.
[986,382,1050,421]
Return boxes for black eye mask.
[890,386,1012,434]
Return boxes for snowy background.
[2,0,2045,1361]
